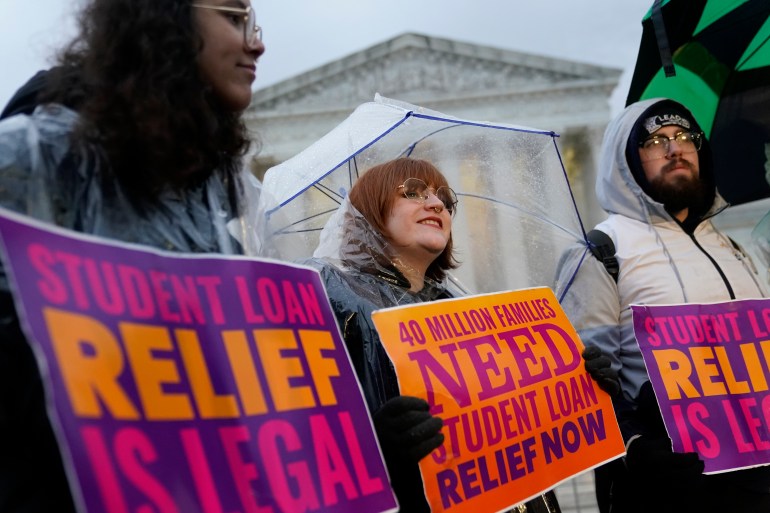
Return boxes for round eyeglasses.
[192,4,263,48]
[397,178,458,215]
[639,131,703,160]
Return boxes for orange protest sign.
[372,287,624,513]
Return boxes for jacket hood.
[596,98,724,225]
[313,196,446,298]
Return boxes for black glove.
[582,346,621,397]
[626,436,704,482]
[373,395,444,464]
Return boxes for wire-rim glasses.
[639,131,703,160]
[397,178,458,216]
[192,4,263,48]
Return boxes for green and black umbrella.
[627,0,770,204]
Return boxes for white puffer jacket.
[560,98,766,402]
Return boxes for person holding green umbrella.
[557,97,770,513]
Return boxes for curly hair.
[348,158,458,282]
[43,0,254,206]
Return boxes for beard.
[646,159,710,214]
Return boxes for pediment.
[250,33,621,114]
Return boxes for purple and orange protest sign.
[0,209,397,513]
[372,287,624,513]
[633,299,770,474]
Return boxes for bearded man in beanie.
[557,98,770,513]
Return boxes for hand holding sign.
[624,382,704,486]
[373,396,444,512]
[582,346,621,398]
[373,396,445,464]
[626,436,704,484]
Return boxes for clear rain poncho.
[0,104,268,256]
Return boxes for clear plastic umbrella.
[260,94,590,295]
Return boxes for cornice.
[248,32,621,114]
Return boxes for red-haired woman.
[310,158,562,513]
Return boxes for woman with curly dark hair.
[0,1,265,511]
[43,0,262,199]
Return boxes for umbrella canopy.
[260,95,588,295]
[627,0,770,204]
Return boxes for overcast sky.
[0,0,653,117]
